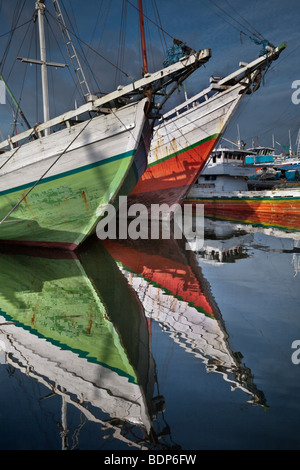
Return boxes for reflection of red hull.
[103,238,217,319]
[129,137,219,207]
[182,197,300,231]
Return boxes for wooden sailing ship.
[0,240,162,448]
[128,43,286,209]
[0,0,210,250]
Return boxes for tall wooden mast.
[18,1,68,136]
[138,0,148,75]
[36,0,50,134]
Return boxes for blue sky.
[0,0,299,152]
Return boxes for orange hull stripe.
[131,137,219,195]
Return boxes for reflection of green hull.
[0,239,154,432]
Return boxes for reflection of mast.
[61,391,68,451]
[0,241,175,449]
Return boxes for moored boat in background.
[183,145,300,231]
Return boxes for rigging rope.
[47,9,135,82]
[205,0,267,43]
[151,0,167,51]
[0,117,93,226]
[0,19,32,40]
[0,0,27,73]
[126,0,174,42]
[0,128,36,171]
[45,14,80,110]
[202,0,273,52]
[223,0,267,42]
[115,0,128,88]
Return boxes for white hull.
[149,82,245,164]
[187,187,300,200]
[0,99,147,193]
[0,319,152,438]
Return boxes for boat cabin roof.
[212,147,255,159]
[247,146,275,155]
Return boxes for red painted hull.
[128,137,219,207]
[183,197,300,231]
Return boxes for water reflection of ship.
[103,236,266,407]
[187,217,253,265]
[0,240,173,450]
[196,217,300,275]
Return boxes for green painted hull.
[0,152,138,250]
[0,98,149,250]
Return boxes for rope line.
[125,0,174,41]
[206,0,267,42]
[0,128,36,171]
[0,117,92,226]
[224,0,267,41]
[47,9,136,81]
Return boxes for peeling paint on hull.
[0,99,148,250]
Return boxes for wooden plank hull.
[129,82,246,208]
[0,99,149,249]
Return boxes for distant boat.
[183,146,300,231]
[0,0,211,250]
[245,145,300,189]
[128,43,286,210]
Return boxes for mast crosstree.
[17,1,68,135]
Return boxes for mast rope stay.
[0,116,93,227]
[203,0,275,57]
[126,0,174,42]
[51,0,91,101]
[0,128,36,172]
[46,9,136,82]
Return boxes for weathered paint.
[129,135,220,207]
[0,98,148,249]
[0,152,138,249]
[0,240,154,432]
[182,196,300,231]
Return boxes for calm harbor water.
[0,217,299,450]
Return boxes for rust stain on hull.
[81,190,90,211]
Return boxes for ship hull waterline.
[129,76,255,209]
[0,98,149,250]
